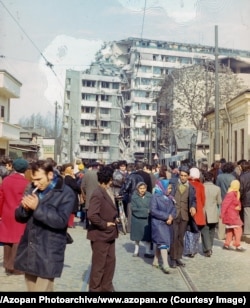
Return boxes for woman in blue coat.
[150,179,177,274]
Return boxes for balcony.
[0,119,20,140]
[0,70,22,98]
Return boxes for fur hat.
[13,158,28,173]
[189,167,200,179]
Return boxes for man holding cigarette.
[14,159,76,292]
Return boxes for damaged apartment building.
[61,37,250,165]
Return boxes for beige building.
[205,89,250,166]
[0,70,21,157]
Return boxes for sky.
[0,0,250,123]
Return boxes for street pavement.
[1,217,250,292]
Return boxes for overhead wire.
[0,0,57,76]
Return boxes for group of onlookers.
[0,155,249,293]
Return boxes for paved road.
[1,218,250,292]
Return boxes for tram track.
[177,266,199,292]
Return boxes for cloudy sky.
[1,0,250,123]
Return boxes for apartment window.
[112,83,119,89]
[82,80,96,87]
[153,67,161,74]
[101,95,110,101]
[100,108,109,115]
[82,107,95,113]
[141,78,151,85]
[139,66,151,73]
[101,82,110,88]
[100,121,109,127]
[66,91,70,100]
[0,106,4,118]
[82,93,96,101]
[81,119,97,126]
[66,78,71,85]
[99,146,108,153]
[102,134,109,140]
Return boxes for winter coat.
[136,170,153,193]
[87,186,118,242]
[14,176,76,279]
[130,190,152,242]
[81,168,99,210]
[189,178,206,226]
[203,181,222,223]
[239,170,250,208]
[150,193,176,247]
[221,191,243,226]
[64,175,81,213]
[119,171,144,204]
[216,173,236,200]
[0,173,30,243]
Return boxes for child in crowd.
[221,179,245,252]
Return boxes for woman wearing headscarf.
[130,182,153,258]
[184,167,206,258]
[150,179,177,274]
[221,179,245,251]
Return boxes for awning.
[9,146,38,152]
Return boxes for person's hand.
[190,207,196,217]
[21,194,39,211]
[107,222,116,227]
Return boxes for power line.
[0,0,57,76]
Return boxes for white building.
[0,70,22,157]
[205,89,250,165]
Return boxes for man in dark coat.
[14,159,75,291]
[135,161,153,193]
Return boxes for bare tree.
[160,64,247,131]
[18,111,62,138]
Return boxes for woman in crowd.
[221,179,245,252]
[130,182,153,258]
[184,167,206,258]
[150,179,176,274]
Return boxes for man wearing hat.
[0,158,30,275]
[169,165,197,268]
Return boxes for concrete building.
[61,68,125,164]
[205,89,250,166]
[61,38,250,164]
[0,70,22,157]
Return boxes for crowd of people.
[0,156,248,292]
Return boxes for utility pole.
[214,25,220,161]
[54,101,58,162]
[149,123,152,165]
[70,117,73,163]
